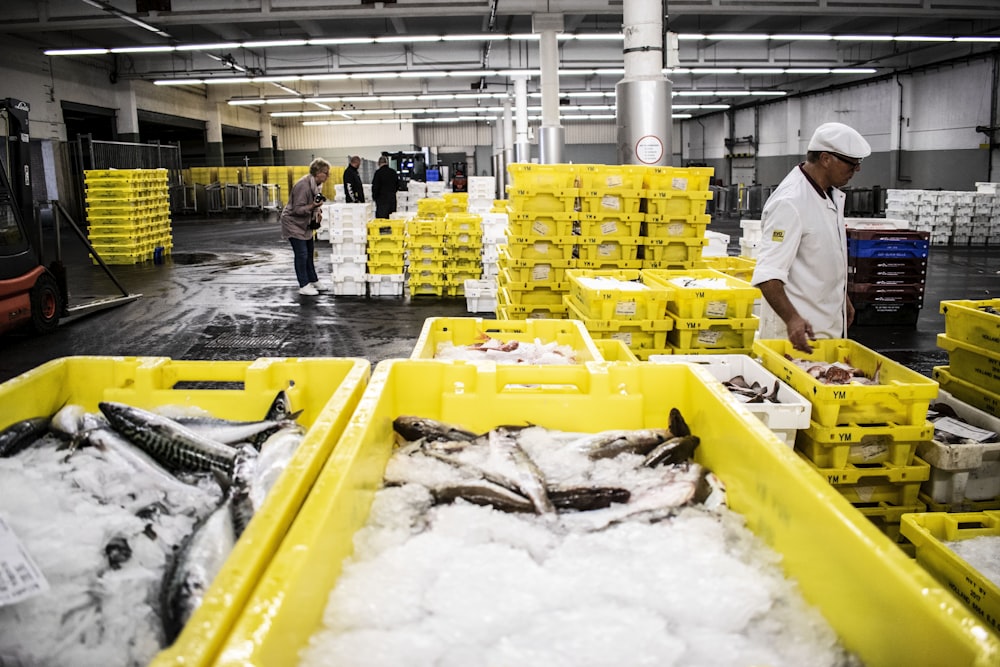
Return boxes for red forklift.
[0,98,137,335]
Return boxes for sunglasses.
[827,152,862,170]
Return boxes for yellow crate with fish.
[211,359,1000,667]
[566,268,671,321]
[411,317,602,362]
[0,356,370,667]
[503,235,577,260]
[645,189,714,218]
[592,337,640,362]
[641,237,708,264]
[506,186,580,214]
[666,315,759,350]
[800,454,931,506]
[754,339,940,428]
[577,211,644,237]
[940,298,1000,355]
[695,255,757,283]
[506,211,577,237]
[498,278,568,305]
[574,164,648,190]
[497,249,575,284]
[644,213,711,238]
[645,268,761,320]
[576,237,642,262]
[933,366,1000,418]
[643,165,714,192]
[577,189,643,215]
[901,510,1000,636]
[507,162,579,189]
[937,333,1000,396]
[796,419,933,469]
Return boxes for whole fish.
[487,427,556,517]
[549,486,631,512]
[229,445,258,538]
[0,416,52,457]
[393,415,479,443]
[85,426,206,496]
[643,435,701,468]
[574,428,673,460]
[99,402,238,475]
[171,415,303,448]
[432,480,536,513]
[161,497,237,643]
[264,389,295,421]
[50,404,89,440]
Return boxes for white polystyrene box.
[703,230,730,257]
[329,274,367,296]
[330,255,368,278]
[366,273,406,297]
[646,354,811,447]
[329,240,366,257]
[919,390,1000,505]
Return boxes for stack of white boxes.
[886,188,1000,246]
[329,202,373,295]
[463,210,508,313]
[395,181,423,216]
[739,219,762,259]
[466,176,496,214]
[425,180,447,198]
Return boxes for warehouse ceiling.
[3,0,999,124]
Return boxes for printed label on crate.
[933,417,997,443]
[611,332,633,345]
[458,234,471,243]
[601,195,622,211]
[697,330,723,345]
[0,516,49,605]
[705,300,729,318]
[532,264,551,281]
[599,243,615,257]
[532,221,550,235]
[851,438,890,463]
[615,300,638,317]
[672,177,689,191]
[668,222,686,236]
[606,175,623,188]
[534,241,550,254]
[601,221,619,235]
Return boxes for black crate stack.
[847,229,930,327]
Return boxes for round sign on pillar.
[635,135,664,164]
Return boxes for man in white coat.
[751,122,872,353]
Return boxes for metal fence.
[711,184,887,219]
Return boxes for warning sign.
[635,135,664,164]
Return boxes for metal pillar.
[535,14,564,164]
[513,76,531,163]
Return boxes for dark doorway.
[61,101,116,141]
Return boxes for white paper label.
[615,300,638,316]
[705,300,729,318]
[458,234,470,243]
[532,264,551,281]
[533,241,550,254]
[600,221,618,235]
[668,222,685,236]
[532,220,550,235]
[697,330,723,344]
[598,243,614,257]
[934,417,998,443]
[601,195,621,211]
[672,176,689,191]
[852,438,890,462]
[606,175,623,188]
[635,135,664,164]
[0,516,49,606]
[612,332,633,345]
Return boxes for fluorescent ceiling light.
[894,36,954,42]
[956,36,1000,43]
[771,34,832,41]
[834,35,895,42]
[175,42,241,51]
[375,35,442,44]
[558,34,622,41]
[309,37,374,46]
[706,34,770,41]
[109,45,175,53]
[45,48,110,55]
[243,39,309,48]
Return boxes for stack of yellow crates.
[641,167,715,269]
[574,164,646,273]
[499,164,579,319]
[406,199,448,296]
[442,213,483,297]
[84,168,171,264]
[563,269,674,360]
[934,298,1000,418]
[366,219,407,296]
[644,268,760,355]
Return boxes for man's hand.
[786,314,815,353]
[846,297,855,328]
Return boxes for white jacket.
[750,165,849,340]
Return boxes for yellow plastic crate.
[503,235,577,260]
[644,214,711,238]
[368,219,406,236]
[592,337,640,362]
[695,255,757,283]
[507,163,579,189]
[497,249,575,283]
[578,211,644,237]
[644,268,761,319]
[578,189,643,214]
[902,510,1000,636]
[408,277,448,296]
[406,219,447,235]
[564,298,671,351]
[0,356,369,667]
[645,190,714,217]
[507,187,579,214]
[576,237,642,262]
[566,268,670,321]
[411,316,602,361]
[755,339,941,427]
[933,366,1000,418]
[940,298,1000,355]
[641,237,708,264]
[366,236,406,254]
[444,231,483,248]
[643,166,714,191]
[506,211,577,237]
[665,343,753,357]
[496,302,570,320]
[666,314,759,350]
[574,164,648,190]
[367,260,407,274]
[214,360,1000,667]
[796,420,934,469]
[937,333,1000,395]
[576,258,644,271]
[801,454,931,506]
[416,198,447,217]
[444,212,480,231]
[498,267,569,293]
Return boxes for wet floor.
[1,213,997,384]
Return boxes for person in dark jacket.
[343,155,365,203]
[371,156,398,219]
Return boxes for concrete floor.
[1,213,998,384]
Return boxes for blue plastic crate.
[849,238,930,259]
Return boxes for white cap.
[807,122,871,159]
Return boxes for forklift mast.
[2,98,37,261]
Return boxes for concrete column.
[616,0,671,166]
[513,75,531,163]
[534,13,564,164]
[206,96,225,167]
[115,81,141,143]
[259,108,274,165]
[492,117,505,199]
[503,97,515,181]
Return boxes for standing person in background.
[750,122,871,353]
[371,155,398,219]
[281,157,330,297]
[343,155,365,203]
